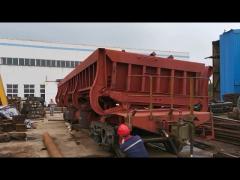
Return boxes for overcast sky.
[0,23,240,66]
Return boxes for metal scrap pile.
[7,97,22,112]
[223,93,240,107]
[209,101,233,113]
[21,97,45,119]
[0,106,26,132]
[0,105,37,143]
[0,106,30,142]
[213,116,240,146]
[226,95,240,120]
[228,107,240,120]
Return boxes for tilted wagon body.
[56,48,213,154]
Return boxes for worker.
[49,99,55,116]
[117,124,149,158]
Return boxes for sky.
[0,23,240,66]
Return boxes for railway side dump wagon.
[56,48,213,154]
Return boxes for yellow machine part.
[0,74,8,106]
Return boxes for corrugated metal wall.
[220,29,240,99]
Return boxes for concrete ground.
[0,112,239,158]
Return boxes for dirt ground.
[0,112,239,158]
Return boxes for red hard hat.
[117,124,130,136]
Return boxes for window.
[1,57,6,65]
[75,61,79,67]
[41,59,46,67]
[56,60,61,67]
[19,58,24,66]
[41,94,45,100]
[66,61,70,68]
[7,58,13,65]
[13,58,18,65]
[71,61,75,68]
[61,61,65,67]
[7,94,18,98]
[36,59,41,66]
[24,84,35,97]
[30,59,35,66]
[25,59,30,66]
[46,60,51,67]
[40,84,45,101]
[51,60,56,67]
[6,84,18,98]
[0,57,81,68]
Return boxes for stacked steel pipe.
[213,116,240,146]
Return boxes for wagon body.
[56,48,213,151]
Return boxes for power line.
[0,37,189,56]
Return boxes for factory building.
[0,38,189,105]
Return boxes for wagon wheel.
[63,111,67,122]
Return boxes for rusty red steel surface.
[42,132,63,157]
[56,48,213,137]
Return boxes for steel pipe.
[42,132,63,157]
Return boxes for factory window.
[75,61,79,67]
[71,61,75,68]
[30,59,35,66]
[13,58,18,65]
[52,60,56,67]
[24,85,29,88]
[57,60,61,67]
[24,84,35,97]
[40,84,45,90]
[61,61,65,67]
[36,59,41,66]
[1,57,77,68]
[6,84,18,98]
[41,59,46,67]
[47,60,51,67]
[66,61,70,68]
[40,84,45,101]
[19,58,24,66]
[7,58,13,65]
[1,58,6,65]
[25,59,30,66]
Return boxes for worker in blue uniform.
[117,124,149,158]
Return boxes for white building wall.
[0,65,73,105]
[0,39,91,105]
[45,82,58,104]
